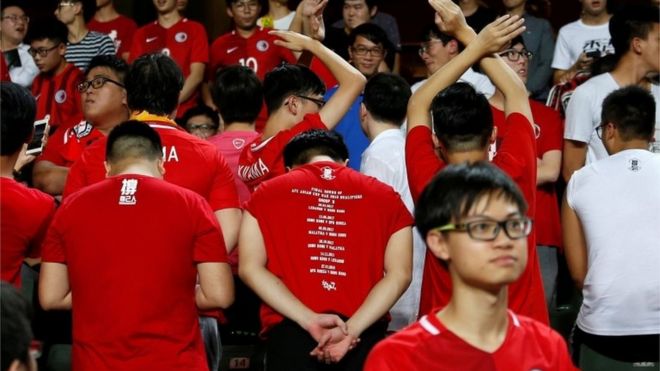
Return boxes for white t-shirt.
[7,44,39,88]
[411,67,495,97]
[552,19,614,70]
[567,149,660,336]
[565,73,660,165]
[360,129,425,330]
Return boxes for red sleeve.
[41,211,67,263]
[405,126,444,202]
[537,108,563,156]
[189,22,209,64]
[27,198,56,259]
[38,128,68,166]
[238,114,327,189]
[493,113,536,182]
[192,194,228,263]
[208,148,240,210]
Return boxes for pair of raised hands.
[304,313,360,364]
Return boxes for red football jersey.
[0,178,55,287]
[38,121,103,167]
[31,64,84,130]
[208,130,260,205]
[245,161,413,334]
[88,15,138,57]
[407,113,548,324]
[63,113,239,211]
[491,101,564,249]
[42,175,227,370]
[364,310,577,371]
[129,18,209,118]
[238,113,327,191]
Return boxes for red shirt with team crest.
[129,18,209,118]
[244,161,413,335]
[208,130,260,205]
[38,121,103,167]
[64,112,239,212]
[407,113,549,325]
[364,310,577,371]
[88,15,138,57]
[42,174,227,370]
[31,63,84,130]
[238,113,327,191]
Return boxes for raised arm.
[271,30,366,128]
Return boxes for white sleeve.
[564,84,595,143]
[551,27,574,70]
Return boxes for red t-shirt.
[364,310,577,371]
[88,15,138,57]
[245,161,413,334]
[38,121,103,167]
[42,175,227,371]
[0,178,55,287]
[129,18,209,118]
[0,56,10,81]
[407,113,548,324]
[238,113,327,191]
[208,130,260,206]
[31,64,84,130]
[64,113,239,211]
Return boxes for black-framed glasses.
[418,40,443,57]
[187,123,216,132]
[294,95,326,108]
[1,15,29,23]
[351,46,385,57]
[499,48,533,62]
[595,122,612,139]
[28,44,61,58]
[433,217,533,241]
[77,76,125,93]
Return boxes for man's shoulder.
[0,178,54,208]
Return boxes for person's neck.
[93,110,130,136]
[505,3,525,17]
[111,161,162,178]
[459,0,479,16]
[268,0,291,19]
[0,35,20,51]
[610,55,655,87]
[609,140,653,155]
[262,111,294,140]
[224,121,255,132]
[68,20,89,43]
[158,10,182,28]
[94,3,120,22]
[446,149,487,164]
[0,154,19,178]
[436,279,510,353]
[367,120,399,141]
[581,11,610,26]
[236,26,256,39]
[308,155,337,164]
[49,60,69,76]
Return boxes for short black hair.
[344,0,378,9]
[1,82,36,156]
[84,54,129,83]
[348,23,391,50]
[415,162,527,239]
[211,65,263,124]
[125,53,184,116]
[226,0,263,5]
[509,35,526,49]
[363,73,410,126]
[179,104,220,130]
[1,0,26,13]
[601,86,655,141]
[106,120,163,164]
[263,64,325,115]
[283,129,349,168]
[609,3,660,57]
[1,282,33,371]
[421,24,456,45]
[25,16,68,45]
[431,82,493,152]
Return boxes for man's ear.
[426,229,450,262]
[447,39,459,56]
[369,5,378,17]
[489,126,498,144]
[226,7,234,19]
[359,102,368,123]
[103,161,111,177]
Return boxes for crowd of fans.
[1,0,658,370]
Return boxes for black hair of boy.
[348,23,392,51]
[601,85,656,141]
[84,54,129,82]
[363,72,410,125]
[0,81,36,155]
[283,129,349,168]
[609,3,660,57]
[211,65,263,124]
[106,120,163,164]
[179,105,220,131]
[431,82,493,151]
[263,64,325,115]
[24,16,68,45]
[415,161,528,238]
[1,282,33,371]
[125,53,184,117]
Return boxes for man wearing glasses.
[34,55,128,196]
[26,17,83,134]
[1,1,38,88]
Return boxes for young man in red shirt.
[39,120,234,371]
[88,0,138,61]
[239,129,412,370]
[129,0,208,119]
[238,30,365,190]
[405,0,548,324]
[26,17,83,132]
[364,162,576,371]
[0,82,56,288]
[33,54,128,196]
